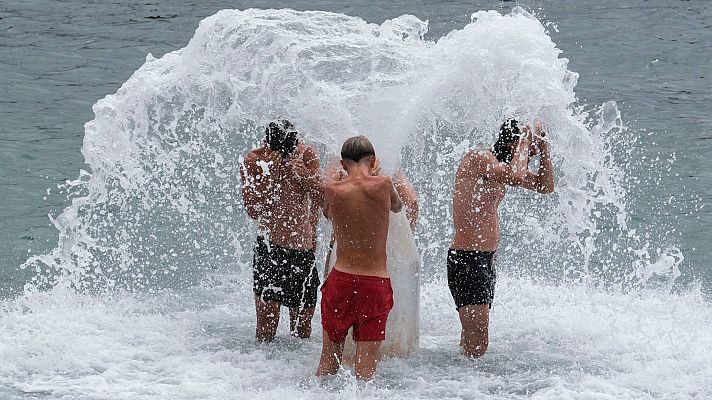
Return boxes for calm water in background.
[1,0,711,295]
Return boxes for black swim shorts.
[447,249,497,310]
[253,236,320,309]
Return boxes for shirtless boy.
[240,120,323,342]
[316,136,403,381]
[449,119,554,357]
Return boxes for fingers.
[286,157,311,179]
[534,121,546,137]
[371,158,382,176]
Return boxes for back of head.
[265,119,298,157]
[341,135,375,163]
[492,119,521,163]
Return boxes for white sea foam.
[5,6,705,400]
[1,272,710,399]
[21,7,654,290]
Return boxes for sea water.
[1,4,711,400]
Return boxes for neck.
[345,162,372,178]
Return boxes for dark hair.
[492,119,521,163]
[341,135,375,162]
[265,119,298,158]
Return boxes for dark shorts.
[447,249,497,310]
[253,236,320,309]
[321,268,393,342]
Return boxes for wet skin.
[240,142,323,341]
[451,123,554,358]
[316,156,402,381]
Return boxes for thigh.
[448,251,496,309]
[253,239,287,304]
[284,250,319,309]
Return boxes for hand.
[371,158,382,176]
[286,156,312,180]
[533,121,548,140]
[329,169,347,181]
[520,125,534,144]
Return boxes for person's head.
[265,119,299,158]
[340,135,376,172]
[492,119,521,163]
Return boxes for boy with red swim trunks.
[316,135,403,381]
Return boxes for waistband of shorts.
[448,248,496,257]
[257,236,315,254]
[329,267,391,283]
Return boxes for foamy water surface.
[2,273,710,399]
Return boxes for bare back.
[452,150,506,251]
[325,175,399,277]
[240,145,321,250]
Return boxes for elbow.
[538,183,555,194]
[392,201,403,214]
[510,174,526,187]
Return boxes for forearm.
[508,140,531,183]
[405,199,419,231]
[537,147,555,193]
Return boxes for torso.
[247,147,316,250]
[451,150,506,252]
[327,176,392,278]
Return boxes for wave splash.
[23,8,679,292]
[2,7,705,400]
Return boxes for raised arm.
[302,146,325,208]
[519,123,554,193]
[520,137,554,193]
[239,150,278,220]
[472,129,532,186]
[322,184,333,220]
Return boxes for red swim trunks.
[320,268,394,343]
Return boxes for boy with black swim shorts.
[316,135,402,381]
[450,120,554,357]
[240,120,323,342]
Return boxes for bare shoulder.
[324,179,346,194]
[245,148,263,161]
[372,175,392,188]
[467,148,494,164]
[458,149,489,176]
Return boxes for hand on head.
[533,121,548,141]
[371,158,382,176]
[285,143,312,179]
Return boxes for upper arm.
[471,151,525,186]
[239,153,263,218]
[303,146,320,173]
[303,147,325,205]
[322,185,333,219]
[239,153,259,191]
[387,177,403,213]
